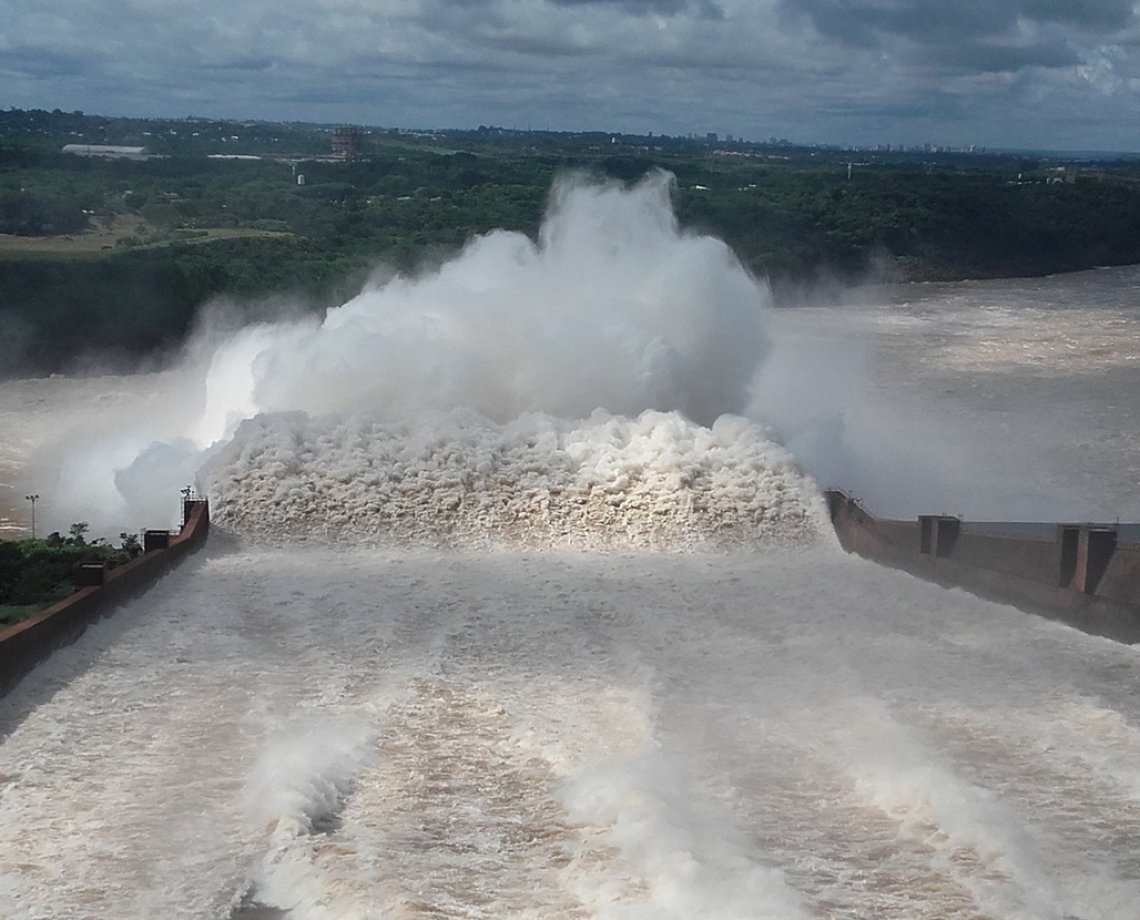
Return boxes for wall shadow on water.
[0,525,235,741]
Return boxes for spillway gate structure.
[0,499,210,698]
[826,490,1140,643]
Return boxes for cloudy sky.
[3,0,1140,151]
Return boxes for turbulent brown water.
[5,541,1140,920]
[753,266,1140,522]
[1,176,1139,919]
[204,410,820,550]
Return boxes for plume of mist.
[192,169,770,443]
[39,170,782,534]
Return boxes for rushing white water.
[2,175,1140,919]
[5,545,1140,920]
[204,409,819,549]
[6,171,777,537]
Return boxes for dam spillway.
[826,490,1140,643]
[5,538,1140,919]
[2,190,1140,920]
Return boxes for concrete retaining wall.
[0,500,209,698]
[826,491,1140,643]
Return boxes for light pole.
[25,494,40,540]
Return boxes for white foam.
[202,409,823,549]
[244,717,378,919]
[561,756,814,920]
[245,718,376,837]
[833,699,1068,920]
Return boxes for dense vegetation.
[0,525,141,627]
[3,107,1140,375]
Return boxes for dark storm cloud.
[786,0,1009,46]
[1,45,97,79]
[461,30,600,58]
[547,0,724,19]
[784,0,1140,60]
[930,39,1080,73]
[815,93,972,121]
[1026,0,1137,29]
[200,58,277,73]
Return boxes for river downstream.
[1,243,1138,918]
[5,543,1140,919]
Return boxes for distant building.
[62,144,148,159]
[332,127,365,161]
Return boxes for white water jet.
[38,171,804,542]
[196,170,769,436]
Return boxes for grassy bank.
[0,527,141,627]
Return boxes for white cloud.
[1077,44,1129,94]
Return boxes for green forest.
[3,107,1140,376]
[0,525,141,626]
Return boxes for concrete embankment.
[0,499,210,697]
[826,490,1140,643]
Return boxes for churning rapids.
[3,174,1140,920]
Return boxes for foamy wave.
[203,409,822,549]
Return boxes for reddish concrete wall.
[826,491,1140,643]
[0,500,210,698]
[1100,552,1140,606]
[945,532,1058,584]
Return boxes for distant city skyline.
[4,1,1140,154]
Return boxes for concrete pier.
[827,490,1140,643]
[0,499,210,697]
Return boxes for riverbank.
[0,499,208,697]
[6,122,1140,378]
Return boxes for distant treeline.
[0,240,370,370]
[680,170,1140,282]
[0,524,140,627]
[3,110,1140,375]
